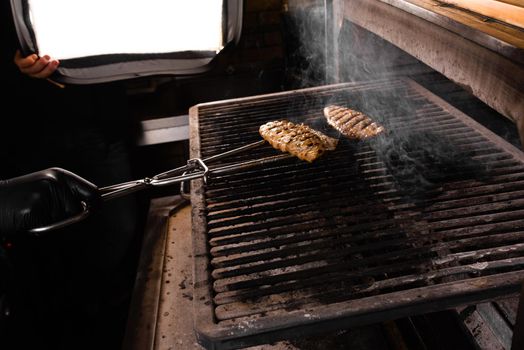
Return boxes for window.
[11,0,243,83]
[28,0,225,59]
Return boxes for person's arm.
[13,50,59,79]
[0,168,99,237]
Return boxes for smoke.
[281,2,489,201]
[281,4,326,89]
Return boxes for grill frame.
[190,78,524,350]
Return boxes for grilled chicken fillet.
[323,105,385,139]
[259,120,338,162]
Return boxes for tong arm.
[28,141,270,233]
[99,158,209,201]
[151,158,209,186]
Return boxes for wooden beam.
[439,0,524,29]
[496,0,524,8]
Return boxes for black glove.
[0,168,99,237]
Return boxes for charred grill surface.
[190,78,524,350]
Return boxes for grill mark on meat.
[259,120,338,163]
[324,105,385,140]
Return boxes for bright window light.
[28,0,225,60]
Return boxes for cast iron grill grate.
[189,78,524,349]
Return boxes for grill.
[189,78,524,350]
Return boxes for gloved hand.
[0,168,99,237]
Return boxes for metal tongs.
[30,140,291,234]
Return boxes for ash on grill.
[369,129,488,200]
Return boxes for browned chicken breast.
[323,105,385,139]
[259,120,338,162]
